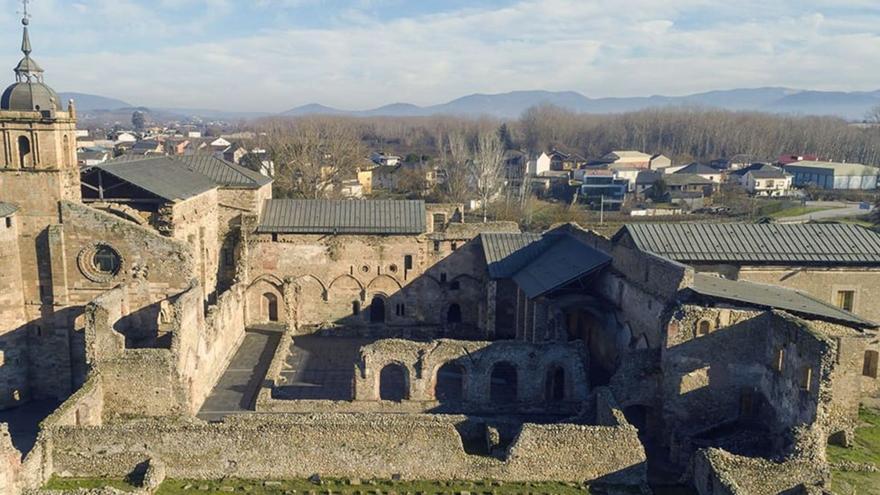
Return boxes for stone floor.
[272,335,375,401]
[197,328,281,421]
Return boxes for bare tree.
[868,104,880,124]
[441,129,473,203]
[258,117,366,199]
[471,130,506,222]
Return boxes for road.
[778,201,875,224]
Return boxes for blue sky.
[0,0,878,112]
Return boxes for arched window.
[435,363,464,403]
[447,303,462,324]
[545,366,565,402]
[263,293,279,322]
[490,362,518,404]
[697,320,711,336]
[370,296,386,323]
[18,136,32,168]
[379,364,408,401]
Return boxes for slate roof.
[174,155,272,188]
[688,273,875,328]
[662,174,714,186]
[675,163,718,175]
[257,199,426,235]
[748,169,789,179]
[89,158,217,202]
[481,232,612,298]
[636,170,662,185]
[0,202,19,217]
[616,223,880,265]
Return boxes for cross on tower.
[19,0,31,24]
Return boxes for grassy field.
[155,478,597,494]
[829,407,880,495]
[767,205,840,219]
[44,475,137,492]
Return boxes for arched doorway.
[490,362,518,404]
[545,366,565,402]
[447,303,462,324]
[370,296,386,323]
[379,364,408,401]
[435,363,465,403]
[263,293,279,322]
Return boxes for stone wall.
[692,448,827,495]
[166,190,220,303]
[0,209,29,409]
[244,231,491,336]
[44,409,645,486]
[216,184,271,290]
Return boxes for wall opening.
[697,320,711,337]
[490,362,518,404]
[352,300,361,316]
[447,303,462,324]
[432,213,446,232]
[379,364,408,401]
[545,366,565,402]
[263,292,279,322]
[864,350,879,378]
[370,296,386,323]
[836,290,855,312]
[800,367,813,392]
[18,136,32,168]
[435,363,464,404]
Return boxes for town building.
[785,160,879,190]
[742,167,793,197]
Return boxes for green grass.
[44,475,137,492]
[829,407,880,495]
[156,478,595,495]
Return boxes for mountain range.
[60,87,880,122]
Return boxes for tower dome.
[1,9,61,112]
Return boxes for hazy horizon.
[1,0,879,112]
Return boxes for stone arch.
[697,319,712,337]
[447,303,463,324]
[369,295,386,324]
[18,135,33,168]
[246,275,286,325]
[328,274,365,298]
[290,274,328,326]
[434,362,465,404]
[367,274,402,295]
[490,361,518,404]
[379,363,409,401]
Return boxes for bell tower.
[0,1,81,404]
[1,0,80,214]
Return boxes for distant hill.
[282,88,880,120]
[59,92,132,112]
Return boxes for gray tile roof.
[0,202,19,217]
[662,173,714,186]
[174,155,272,188]
[257,199,426,235]
[617,223,880,265]
[688,273,875,328]
[675,163,718,175]
[90,158,217,202]
[747,169,789,179]
[481,232,612,298]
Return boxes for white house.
[743,168,793,197]
[529,153,553,176]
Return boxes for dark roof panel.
[620,223,880,265]
[175,154,272,188]
[257,199,426,235]
[91,158,217,202]
[481,232,612,298]
[689,273,875,328]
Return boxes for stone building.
[1,12,879,495]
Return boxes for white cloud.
[1,0,878,111]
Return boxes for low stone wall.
[692,448,827,495]
[45,411,645,486]
[39,375,103,428]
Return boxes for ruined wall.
[167,190,220,302]
[245,233,489,335]
[45,411,645,485]
[692,448,827,495]
[662,308,842,463]
[172,282,247,414]
[216,184,272,289]
[353,339,588,408]
[0,210,29,409]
